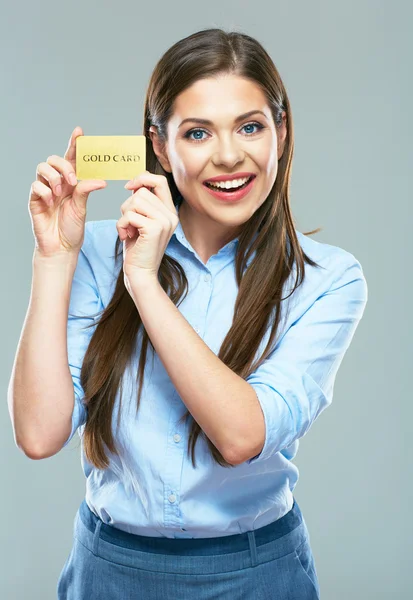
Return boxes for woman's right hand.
[29,126,107,258]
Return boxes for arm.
[7,222,100,459]
[244,255,368,464]
[127,275,265,466]
[128,253,367,466]
[7,251,79,459]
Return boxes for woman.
[19,27,368,599]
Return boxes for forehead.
[169,75,270,125]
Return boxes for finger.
[124,172,177,215]
[64,126,83,163]
[44,155,78,187]
[30,180,54,208]
[128,186,176,222]
[36,161,69,197]
[117,204,168,240]
[117,211,150,241]
[71,179,107,211]
[118,224,136,241]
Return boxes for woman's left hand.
[117,170,179,283]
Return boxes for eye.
[183,121,265,143]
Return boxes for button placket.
[163,402,186,530]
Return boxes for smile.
[202,175,257,202]
[204,175,254,191]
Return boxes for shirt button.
[204,274,211,282]
[168,494,176,503]
[173,434,181,443]
[194,327,200,333]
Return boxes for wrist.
[124,270,160,295]
[32,248,79,270]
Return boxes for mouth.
[202,174,257,202]
[203,174,256,192]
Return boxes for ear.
[149,126,172,173]
[277,111,288,160]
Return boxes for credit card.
[75,135,146,180]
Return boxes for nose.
[211,134,246,169]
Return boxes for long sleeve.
[245,254,368,464]
[62,221,101,448]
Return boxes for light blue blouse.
[64,204,368,538]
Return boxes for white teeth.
[207,176,251,189]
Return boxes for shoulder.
[292,229,368,307]
[295,229,365,277]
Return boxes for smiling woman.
[147,74,285,256]
[49,26,367,600]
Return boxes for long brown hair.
[73,28,323,470]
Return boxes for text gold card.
[75,135,146,180]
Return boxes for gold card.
[75,135,146,180]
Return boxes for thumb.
[72,179,107,206]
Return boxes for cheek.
[169,147,202,183]
[248,137,278,175]
[260,142,278,179]
[174,141,213,176]
[179,161,205,185]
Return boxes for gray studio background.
[1,1,411,598]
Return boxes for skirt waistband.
[78,497,303,557]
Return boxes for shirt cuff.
[246,383,297,464]
[62,391,87,448]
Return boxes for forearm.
[127,275,265,464]
[7,251,79,458]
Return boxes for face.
[149,74,287,259]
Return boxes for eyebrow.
[178,110,268,129]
